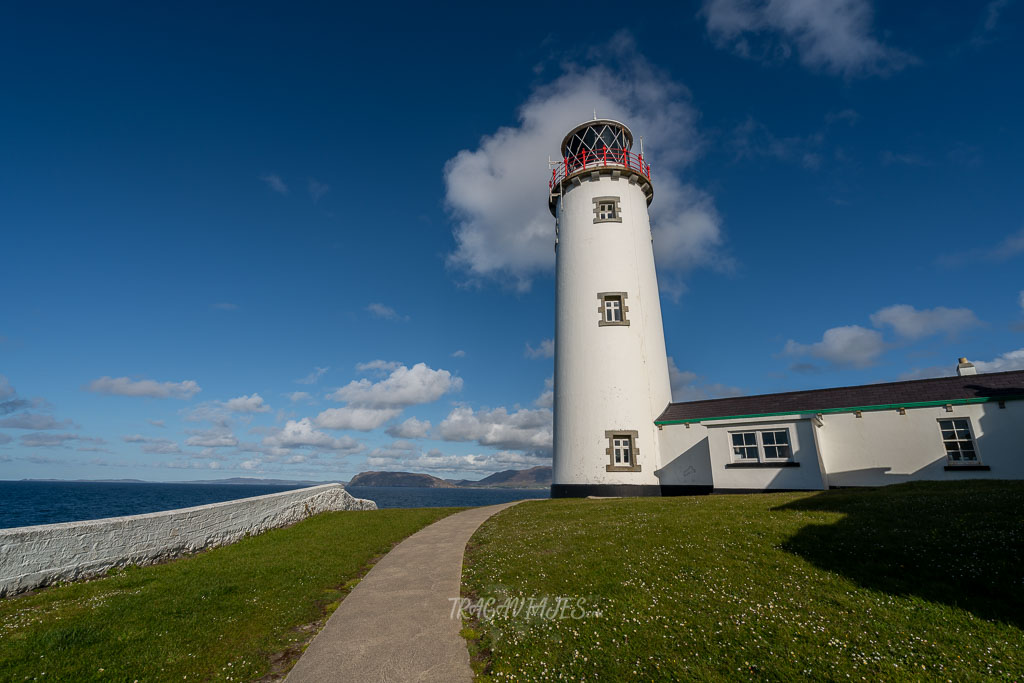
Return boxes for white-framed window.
[729,429,792,462]
[597,292,629,326]
[605,430,641,472]
[938,418,979,464]
[612,435,632,465]
[604,296,622,322]
[592,196,622,223]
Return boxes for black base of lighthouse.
[550,484,713,498]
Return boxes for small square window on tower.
[592,196,622,223]
[597,292,630,327]
[605,430,641,472]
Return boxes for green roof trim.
[654,395,1024,426]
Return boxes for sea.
[0,481,549,529]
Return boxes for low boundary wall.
[0,484,377,597]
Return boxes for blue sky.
[1,1,1022,481]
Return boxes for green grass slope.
[462,482,1023,681]
[0,507,458,682]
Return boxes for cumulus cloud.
[451,349,467,358]
[438,405,552,454]
[366,303,408,321]
[21,432,105,448]
[535,377,554,409]
[366,448,550,475]
[296,366,329,385]
[0,413,72,430]
[356,360,402,373]
[261,173,288,194]
[385,416,433,439]
[701,0,915,77]
[443,34,727,292]
[975,348,1024,373]
[869,304,980,339]
[184,429,239,448]
[222,393,271,413]
[262,418,363,455]
[123,434,182,454]
[85,376,201,399]
[314,406,402,431]
[525,339,555,359]
[285,391,312,403]
[328,363,462,408]
[668,357,744,401]
[784,325,885,368]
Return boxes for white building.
[549,119,1024,497]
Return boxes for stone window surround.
[606,430,641,472]
[593,195,622,223]
[597,292,630,327]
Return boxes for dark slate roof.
[655,370,1024,423]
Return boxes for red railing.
[549,146,651,190]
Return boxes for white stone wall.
[0,484,376,597]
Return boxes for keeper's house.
[654,360,1024,493]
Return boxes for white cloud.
[784,325,885,368]
[308,178,329,202]
[366,303,408,321]
[262,418,363,455]
[222,393,271,413]
[0,413,72,430]
[667,357,744,401]
[261,173,288,194]
[937,228,1024,267]
[525,339,554,359]
[296,366,329,385]
[356,360,402,373]
[21,433,104,448]
[314,406,402,431]
[285,391,312,403]
[451,349,466,358]
[701,0,915,77]
[122,434,181,454]
[1019,290,1024,312]
[85,376,201,399]
[366,448,550,475]
[185,429,238,448]
[385,416,433,439]
[975,348,1024,373]
[328,363,462,408]
[438,405,552,453]
[869,304,980,339]
[443,35,727,291]
[147,419,166,428]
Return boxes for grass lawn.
[462,481,1024,681]
[0,507,459,682]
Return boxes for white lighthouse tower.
[549,119,673,497]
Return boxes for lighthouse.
[549,119,673,497]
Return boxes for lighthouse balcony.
[548,147,653,215]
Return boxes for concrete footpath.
[286,500,524,683]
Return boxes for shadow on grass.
[773,480,1024,628]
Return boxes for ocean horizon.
[0,480,549,529]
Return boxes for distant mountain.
[452,466,552,489]
[348,471,456,488]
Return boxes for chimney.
[956,357,977,376]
